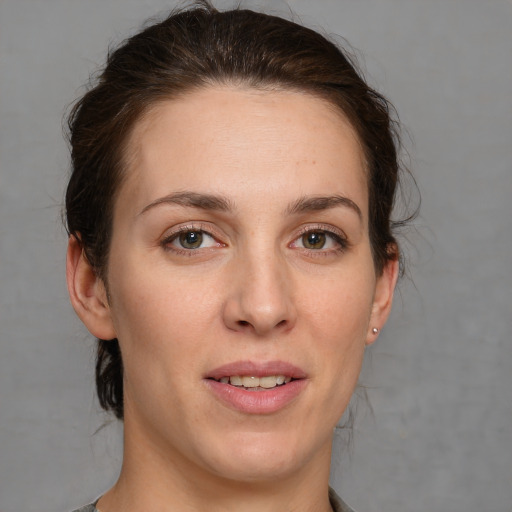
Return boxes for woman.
[65,2,407,511]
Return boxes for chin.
[200,430,321,484]
[211,455,301,484]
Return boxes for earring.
[372,327,379,334]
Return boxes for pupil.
[303,232,325,249]
[180,231,203,249]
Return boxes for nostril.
[237,319,287,329]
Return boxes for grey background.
[1,1,511,511]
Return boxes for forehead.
[119,86,368,218]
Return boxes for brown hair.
[66,0,411,419]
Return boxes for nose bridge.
[224,241,296,335]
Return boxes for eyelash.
[160,223,349,257]
[291,224,349,257]
[160,223,224,256]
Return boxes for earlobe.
[66,235,117,340]
[366,256,400,346]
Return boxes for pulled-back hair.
[66,0,408,419]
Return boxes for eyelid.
[158,221,349,256]
[160,222,226,253]
[290,223,350,251]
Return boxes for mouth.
[209,374,293,391]
[204,361,307,414]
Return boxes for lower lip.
[205,379,308,414]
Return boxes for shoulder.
[329,487,358,512]
[70,504,98,512]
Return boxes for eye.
[176,230,209,249]
[290,227,348,253]
[163,228,221,252]
[301,231,328,249]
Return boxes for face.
[71,86,397,485]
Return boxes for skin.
[67,86,398,512]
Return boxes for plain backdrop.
[0,1,511,511]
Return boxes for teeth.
[217,375,291,389]
[260,376,280,388]
[242,376,259,388]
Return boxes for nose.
[222,251,297,336]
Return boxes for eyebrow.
[139,191,362,220]
[139,191,234,215]
[285,195,363,220]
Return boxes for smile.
[205,361,307,414]
[212,375,293,390]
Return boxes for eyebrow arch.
[285,195,363,220]
[139,191,234,216]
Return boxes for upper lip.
[206,360,307,380]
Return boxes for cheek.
[106,263,223,432]
[109,263,219,358]
[298,263,375,343]
[297,262,375,408]
[107,254,241,412]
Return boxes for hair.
[66,0,413,420]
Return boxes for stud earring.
[372,327,379,334]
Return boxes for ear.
[66,235,117,340]
[366,254,400,346]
